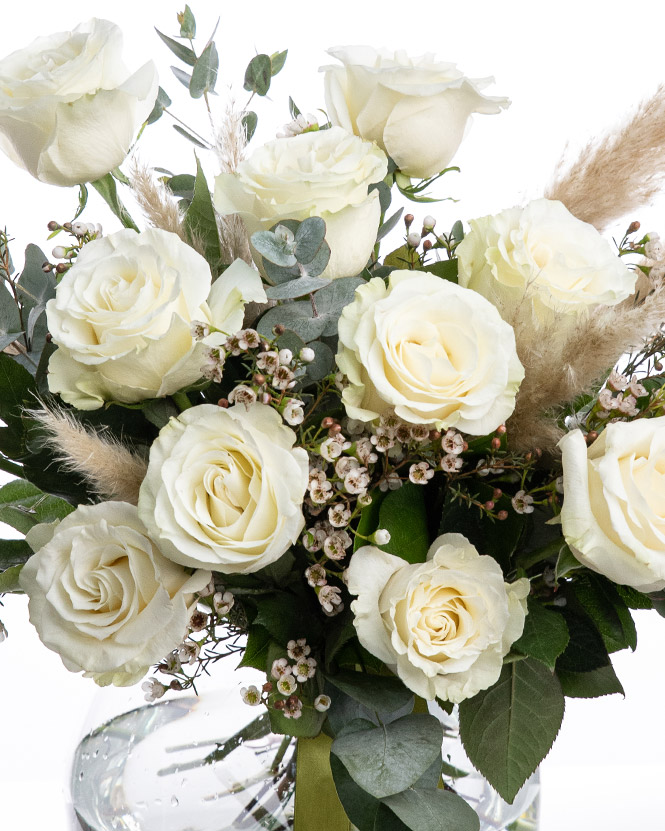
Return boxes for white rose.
[457,199,637,324]
[214,126,388,280]
[0,19,158,186]
[336,270,524,434]
[560,418,665,591]
[18,502,211,686]
[347,533,529,703]
[46,228,266,409]
[321,46,509,179]
[138,403,309,574]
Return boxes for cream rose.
[0,19,158,186]
[336,270,524,433]
[138,403,309,573]
[560,418,665,591]
[18,502,211,686]
[347,533,529,703]
[457,199,637,324]
[214,126,388,280]
[321,46,509,179]
[46,228,266,409]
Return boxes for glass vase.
[71,673,539,831]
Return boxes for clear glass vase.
[71,674,539,831]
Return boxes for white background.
[2,1,665,828]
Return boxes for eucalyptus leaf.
[450,220,465,244]
[382,789,480,831]
[179,5,196,38]
[270,49,288,76]
[190,41,219,98]
[155,28,196,66]
[256,302,326,342]
[289,96,301,119]
[370,181,393,215]
[242,111,258,142]
[244,54,272,96]
[265,276,330,300]
[330,755,411,831]
[331,714,443,799]
[377,207,403,242]
[300,239,330,278]
[252,230,297,267]
[304,340,335,382]
[172,124,209,149]
[314,277,365,336]
[459,658,565,804]
[0,563,23,593]
[294,217,326,264]
[263,259,299,285]
[167,173,196,200]
[0,283,22,351]
[171,65,193,89]
[325,671,413,715]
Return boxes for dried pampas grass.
[507,283,665,453]
[214,103,251,266]
[27,403,148,505]
[129,160,185,239]
[545,85,665,232]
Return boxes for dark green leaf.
[90,174,139,231]
[17,244,56,345]
[166,173,196,199]
[459,658,564,804]
[0,563,23,593]
[142,398,179,429]
[155,28,197,66]
[0,478,73,533]
[173,124,209,149]
[616,584,653,610]
[556,611,609,672]
[555,544,583,579]
[190,41,219,99]
[146,86,172,125]
[265,276,330,300]
[573,574,637,653]
[331,714,443,799]
[330,755,410,831]
[325,671,413,715]
[295,217,326,264]
[422,258,458,283]
[377,483,429,563]
[0,352,36,432]
[274,329,306,356]
[370,181,393,216]
[183,159,223,276]
[242,111,258,142]
[243,54,272,96]
[179,5,196,38]
[382,789,480,831]
[304,340,335,382]
[557,664,624,698]
[289,96,301,119]
[512,598,569,669]
[450,220,464,244]
[236,625,272,670]
[253,591,322,645]
[270,49,288,76]
[354,490,387,552]
[324,613,357,668]
[0,538,33,570]
[170,65,193,89]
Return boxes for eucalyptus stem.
[270,735,293,774]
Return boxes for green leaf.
[0,351,36,432]
[304,340,335,382]
[459,658,564,804]
[253,591,322,645]
[295,217,326,264]
[377,483,429,563]
[382,789,480,831]
[300,240,331,278]
[17,244,56,345]
[289,96,301,119]
[555,544,583,579]
[556,611,609,672]
[190,41,219,98]
[256,301,326,343]
[179,5,196,38]
[146,86,172,126]
[573,574,637,653]
[270,49,288,76]
[243,54,272,96]
[242,111,258,142]
[354,490,388,553]
[0,563,23,593]
[166,173,196,199]
[265,276,331,300]
[330,754,410,831]
[616,584,653,610]
[0,283,23,351]
[0,538,33,570]
[557,664,624,699]
[512,597,569,669]
[252,230,297,267]
[450,220,464,244]
[313,277,365,336]
[422,258,458,283]
[172,124,208,149]
[325,671,413,715]
[183,159,223,276]
[236,625,272,670]
[171,65,193,89]
[370,181,393,216]
[155,28,197,66]
[376,208,403,242]
[331,714,443,799]
[90,174,139,232]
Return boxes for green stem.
[515,538,563,571]
[0,456,24,478]
[172,392,193,411]
[270,734,293,774]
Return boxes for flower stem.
[172,392,193,412]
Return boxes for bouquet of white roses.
[3,8,665,831]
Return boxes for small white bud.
[407,232,421,248]
[372,529,391,545]
[278,348,293,365]
[71,221,87,236]
[299,347,316,363]
[51,246,66,259]
[86,223,97,236]
[423,215,436,230]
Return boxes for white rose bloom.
[321,46,509,179]
[560,418,665,591]
[46,229,266,409]
[138,403,309,573]
[336,270,524,433]
[18,502,211,686]
[347,533,529,703]
[214,126,388,280]
[0,19,158,186]
[457,199,637,325]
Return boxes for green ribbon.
[294,734,351,831]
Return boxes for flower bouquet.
[3,7,665,831]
